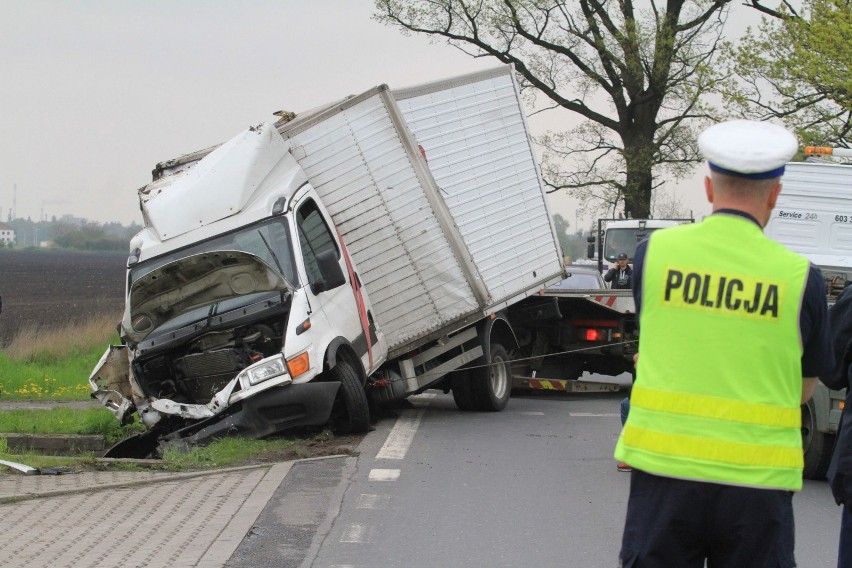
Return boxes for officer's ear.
[704,176,714,204]
[766,181,782,211]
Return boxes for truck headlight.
[244,355,287,385]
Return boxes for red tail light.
[583,329,604,341]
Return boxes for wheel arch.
[478,311,518,361]
[323,337,367,386]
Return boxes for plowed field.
[0,250,126,346]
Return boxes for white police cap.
[698,120,797,179]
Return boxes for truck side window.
[296,199,340,285]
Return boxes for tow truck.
[764,145,852,479]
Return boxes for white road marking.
[356,493,390,509]
[569,412,620,417]
[376,408,426,460]
[340,524,375,543]
[368,468,401,481]
[518,411,545,416]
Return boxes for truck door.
[294,196,375,374]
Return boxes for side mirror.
[311,249,347,294]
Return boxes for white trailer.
[90,66,565,456]
[765,159,852,297]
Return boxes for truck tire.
[330,360,371,434]
[471,344,512,412]
[451,370,477,411]
[802,398,835,480]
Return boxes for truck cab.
[587,217,694,274]
[91,124,385,456]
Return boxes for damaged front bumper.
[159,380,340,447]
[89,345,340,457]
[104,381,341,458]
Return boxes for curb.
[1,433,105,455]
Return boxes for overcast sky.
[1,1,764,230]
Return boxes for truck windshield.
[130,217,299,287]
[603,228,659,262]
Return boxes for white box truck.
[764,153,852,478]
[89,66,565,457]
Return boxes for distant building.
[59,214,87,227]
[0,222,15,246]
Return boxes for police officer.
[604,253,632,289]
[614,119,832,567]
[821,285,852,566]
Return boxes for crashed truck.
[89,65,567,457]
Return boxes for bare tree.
[375,0,734,218]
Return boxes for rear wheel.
[451,370,477,411]
[471,343,511,412]
[802,398,835,480]
[330,360,371,434]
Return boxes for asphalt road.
[230,377,841,568]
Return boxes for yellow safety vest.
[614,213,810,491]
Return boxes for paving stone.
[0,463,293,568]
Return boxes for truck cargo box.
[278,66,563,356]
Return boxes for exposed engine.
[133,321,283,405]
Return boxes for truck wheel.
[471,344,512,412]
[330,361,371,434]
[802,398,835,480]
[451,370,477,411]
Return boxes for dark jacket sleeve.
[823,286,852,390]
[603,268,616,283]
[825,286,852,505]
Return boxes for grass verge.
[0,408,143,444]
[1,313,119,400]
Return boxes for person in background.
[821,285,852,567]
[605,252,635,472]
[604,253,632,289]
[614,119,832,567]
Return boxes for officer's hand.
[830,472,852,506]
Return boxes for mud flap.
[103,429,161,459]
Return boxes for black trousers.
[620,470,796,568]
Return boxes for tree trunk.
[621,131,655,219]
[623,170,652,219]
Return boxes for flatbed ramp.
[512,376,622,393]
